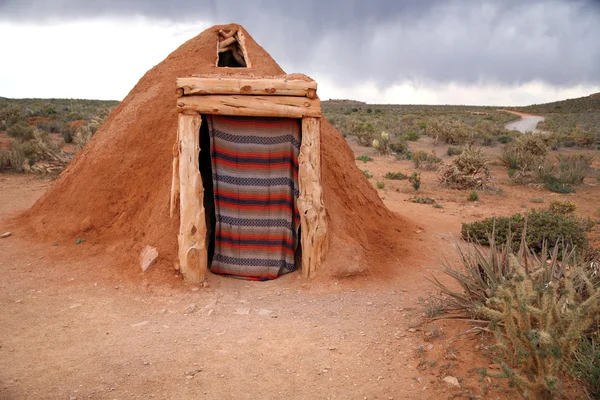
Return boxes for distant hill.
[511,94,600,138]
[513,93,600,114]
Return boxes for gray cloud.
[1,0,599,88]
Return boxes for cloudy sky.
[1,0,599,105]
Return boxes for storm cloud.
[1,0,599,101]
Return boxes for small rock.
[235,308,250,315]
[0,232,12,239]
[258,308,275,317]
[443,376,460,388]
[131,321,149,327]
[408,328,417,333]
[139,245,159,272]
[488,363,501,369]
[184,304,196,314]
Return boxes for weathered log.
[298,117,328,277]
[169,130,180,218]
[219,29,237,39]
[234,30,251,67]
[230,48,247,66]
[219,36,237,48]
[176,77,318,97]
[218,45,236,54]
[177,95,321,118]
[177,113,207,283]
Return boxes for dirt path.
[3,133,598,399]
[502,110,545,133]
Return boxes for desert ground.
[1,110,598,400]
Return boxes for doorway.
[198,115,302,280]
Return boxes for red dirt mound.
[17,24,412,279]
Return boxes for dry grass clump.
[438,147,491,189]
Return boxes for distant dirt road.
[503,110,544,133]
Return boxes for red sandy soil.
[2,132,596,399]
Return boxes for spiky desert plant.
[433,232,600,400]
[476,259,599,399]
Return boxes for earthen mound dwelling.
[20,24,412,282]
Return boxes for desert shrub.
[356,155,373,163]
[499,134,549,182]
[6,141,26,172]
[571,333,600,399]
[372,131,392,155]
[376,181,385,189]
[61,123,76,143]
[0,150,9,171]
[353,121,377,146]
[565,127,597,148]
[548,200,576,215]
[536,154,592,193]
[468,191,479,202]
[7,122,34,141]
[408,171,421,191]
[388,139,408,154]
[410,196,435,204]
[401,131,420,141]
[461,207,591,254]
[446,146,463,156]
[362,170,373,179]
[74,125,93,152]
[412,150,442,170]
[438,147,491,190]
[385,171,407,180]
[498,134,512,144]
[434,120,472,145]
[433,237,600,400]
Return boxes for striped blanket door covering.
[208,116,301,280]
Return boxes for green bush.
[498,134,512,144]
[385,171,407,180]
[408,171,421,191]
[468,191,479,202]
[376,181,385,189]
[356,155,373,163]
[362,170,373,179]
[461,208,591,254]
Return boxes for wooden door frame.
[171,76,328,283]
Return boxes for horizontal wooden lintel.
[176,77,317,99]
[176,95,321,118]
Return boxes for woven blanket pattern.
[208,116,301,280]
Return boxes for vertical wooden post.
[169,128,180,218]
[177,112,207,283]
[298,117,328,278]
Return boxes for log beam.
[177,95,321,118]
[235,30,251,68]
[176,77,318,98]
[298,117,328,277]
[177,113,207,284]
